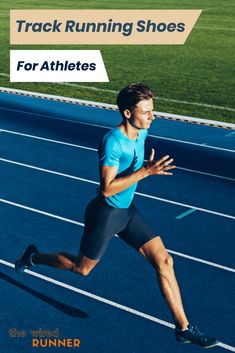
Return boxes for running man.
[15,83,219,348]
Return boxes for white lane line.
[0,105,90,128]
[0,158,99,184]
[167,250,235,273]
[0,198,235,274]
[135,191,235,220]
[0,258,172,330]
[0,128,97,151]
[0,259,174,329]
[175,166,235,182]
[69,120,235,153]
[1,104,235,153]
[150,134,235,153]
[165,251,233,273]
[0,198,83,226]
[1,128,235,182]
[0,260,234,352]
[1,158,234,220]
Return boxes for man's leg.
[15,244,99,276]
[139,236,189,329]
[32,252,99,276]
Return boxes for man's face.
[126,99,155,130]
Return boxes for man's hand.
[99,148,175,198]
[144,148,176,176]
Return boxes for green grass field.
[0,1,234,123]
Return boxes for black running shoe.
[15,245,39,273]
[175,325,220,348]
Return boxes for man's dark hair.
[116,83,154,118]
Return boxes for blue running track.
[0,92,235,353]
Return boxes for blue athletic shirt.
[98,127,148,208]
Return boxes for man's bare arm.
[100,149,176,198]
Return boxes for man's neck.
[118,121,139,140]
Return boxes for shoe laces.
[189,326,207,343]
[189,326,205,338]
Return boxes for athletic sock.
[176,324,189,331]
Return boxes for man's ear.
[123,109,131,119]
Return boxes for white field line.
[57,83,235,113]
[0,74,234,113]
[196,26,235,31]
[0,260,235,352]
[1,158,235,220]
[1,128,234,182]
[0,198,235,274]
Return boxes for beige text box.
[10,10,202,45]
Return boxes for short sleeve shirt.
[98,127,148,208]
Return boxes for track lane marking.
[0,127,97,151]
[0,158,234,220]
[1,110,235,152]
[0,260,234,352]
[175,208,197,219]
[136,190,235,220]
[0,198,234,273]
[1,128,235,181]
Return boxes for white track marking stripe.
[0,258,174,330]
[0,260,234,351]
[148,134,235,153]
[167,250,235,273]
[1,128,97,151]
[0,198,234,273]
[0,198,83,226]
[135,191,235,220]
[0,158,234,219]
[1,128,235,181]
[1,108,235,152]
[175,166,235,182]
[0,158,99,184]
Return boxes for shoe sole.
[203,342,220,349]
[177,339,220,349]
